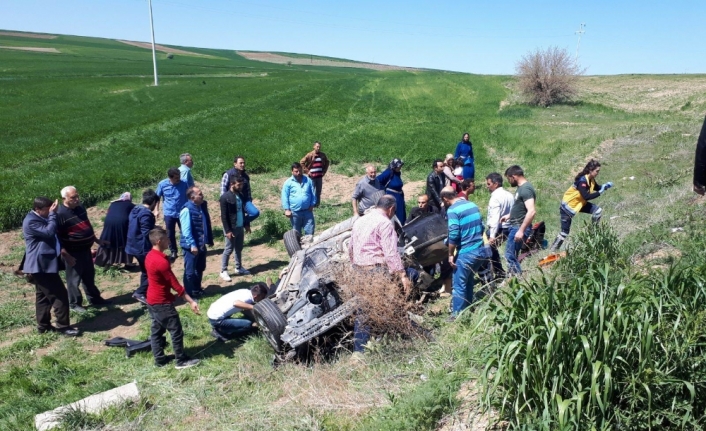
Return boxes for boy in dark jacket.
[145,227,201,369]
[126,189,158,304]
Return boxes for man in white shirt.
[207,283,268,341]
[485,172,514,279]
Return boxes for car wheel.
[253,298,287,352]
[283,229,302,257]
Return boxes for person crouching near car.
[207,282,268,341]
[22,197,80,337]
[549,159,613,252]
[179,186,214,299]
[145,227,201,369]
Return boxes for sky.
[2,0,704,75]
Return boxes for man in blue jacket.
[179,186,214,298]
[281,162,317,235]
[22,197,79,336]
[126,189,159,304]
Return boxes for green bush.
[259,209,291,238]
[481,224,706,430]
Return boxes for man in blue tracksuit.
[281,162,317,235]
[179,186,213,299]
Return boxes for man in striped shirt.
[300,141,330,208]
[441,186,490,318]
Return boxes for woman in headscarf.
[376,158,407,225]
[454,132,475,180]
[443,154,462,191]
[94,192,135,267]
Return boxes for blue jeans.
[505,226,532,275]
[244,201,260,225]
[291,210,315,235]
[209,316,254,337]
[164,216,181,256]
[182,247,206,296]
[452,247,491,315]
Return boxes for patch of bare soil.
[0,31,57,39]
[0,46,59,53]
[117,40,214,58]
[237,51,420,72]
[437,381,501,431]
[632,243,683,272]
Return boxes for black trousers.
[147,303,187,364]
[33,273,71,330]
[311,176,323,206]
[64,248,103,307]
[133,254,149,296]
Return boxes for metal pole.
[575,23,585,63]
[148,0,158,86]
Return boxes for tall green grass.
[481,223,706,429]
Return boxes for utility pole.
[148,0,159,86]
[575,23,585,63]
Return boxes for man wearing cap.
[376,158,406,225]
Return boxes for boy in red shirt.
[145,227,201,369]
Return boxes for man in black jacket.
[219,175,250,282]
[426,159,446,211]
[694,116,706,195]
[220,155,260,224]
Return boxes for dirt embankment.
[0,31,57,39]
[236,51,420,72]
[117,40,215,58]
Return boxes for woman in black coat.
[94,192,135,267]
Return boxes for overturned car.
[252,212,449,359]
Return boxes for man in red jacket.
[145,227,201,369]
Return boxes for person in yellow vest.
[549,160,613,252]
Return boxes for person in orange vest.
[549,159,613,252]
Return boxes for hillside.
[1,30,706,430]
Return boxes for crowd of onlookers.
[21,129,625,367]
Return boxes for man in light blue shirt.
[281,162,317,235]
[178,153,195,188]
[156,167,188,261]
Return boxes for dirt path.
[0,46,60,53]
[237,51,420,72]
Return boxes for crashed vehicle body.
[252,212,448,358]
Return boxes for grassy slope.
[1,32,706,430]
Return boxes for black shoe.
[169,253,178,263]
[70,305,87,314]
[211,329,229,342]
[132,293,147,305]
[90,298,112,306]
[37,325,58,334]
[59,327,80,337]
[175,358,200,369]
[190,290,205,299]
[155,354,176,367]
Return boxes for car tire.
[283,229,302,257]
[253,298,287,352]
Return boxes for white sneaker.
[219,271,232,282]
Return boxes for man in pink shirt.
[348,195,415,354]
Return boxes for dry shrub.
[336,265,420,339]
[516,46,583,107]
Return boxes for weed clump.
[336,265,421,341]
[482,224,706,429]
